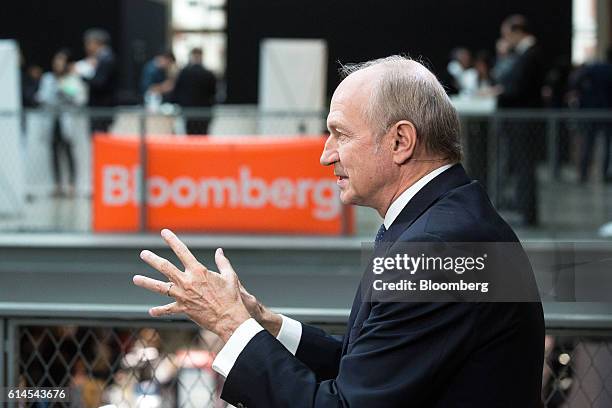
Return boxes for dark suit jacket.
[170,63,217,107]
[221,164,545,407]
[498,44,545,108]
[571,62,612,108]
[85,48,117,107]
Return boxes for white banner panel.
[258,38,327,135]
[0,40,25,216]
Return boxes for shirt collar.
[383,164,454,229]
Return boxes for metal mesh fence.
[9,320,230,408]
[5,320,612,407]
[543,332,612,408]
[459,111,612,234]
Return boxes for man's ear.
[391,121,417,165]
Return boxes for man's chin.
[339,190,357,206]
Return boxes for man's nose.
[320,136,339,166]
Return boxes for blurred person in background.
[21,63,43,108]
[140,49,176,109]
[36,49,87,198]
[542,56,572,179]
[496,14,545,226]
[497,16,545,108]
[75,28,117,132]
[447,47,478,96]
[491,38,518,90]
[570,47,612,183]
[542,56,572,109]
[169,47,217,135]
[473,50,493,91]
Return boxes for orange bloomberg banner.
[93,135,353,234]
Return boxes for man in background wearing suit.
[496,15,546,226]
[170,47,217,135]
[77,28,118,132]
[133,56,545,407]
[571,47,612,183]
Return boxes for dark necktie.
[374,224,387,247]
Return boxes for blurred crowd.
[19,28,218,198]
[19,325,229,408]
[20,28,218,133]
[447,14,612,226]
[16,17,612,212]
[448,14,612,116]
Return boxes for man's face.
[321,70,395,209]
[501,24,520,47]
[190,52,203,64]
[52,53,68,75]
[457,50,471,68]
[157,56,171,69]
[85,39,100,57]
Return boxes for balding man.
[134,56,545,407]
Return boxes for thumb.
[215,248,236,279]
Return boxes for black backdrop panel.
[0,0,168,103]
[0,0,122,69]
[119,0,169,99]
[226,0,572,103]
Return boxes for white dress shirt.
[212,163,454,378]
[212,315,303,377]
[384,164,453,229]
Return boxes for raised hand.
[133,229,251,342]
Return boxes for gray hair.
[84,28,110,45]
[339,55,462,162]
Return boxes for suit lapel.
[341,164,471,356]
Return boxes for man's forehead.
[327,70,379,131]
[337,67,380,95]
[327,93,358,128]
[330,68,378,110]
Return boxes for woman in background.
[36,49,87,197]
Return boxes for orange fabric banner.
[93,135,353,235]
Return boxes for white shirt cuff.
[276,314,302,355]
[212,318,263,378]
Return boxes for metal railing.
[1,107,612,237]
[1,311,611,407]
[0,106,331,234]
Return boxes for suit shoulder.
[421,181,518,242]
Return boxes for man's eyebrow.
[326,120,338,133]
[327,122,348,134]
